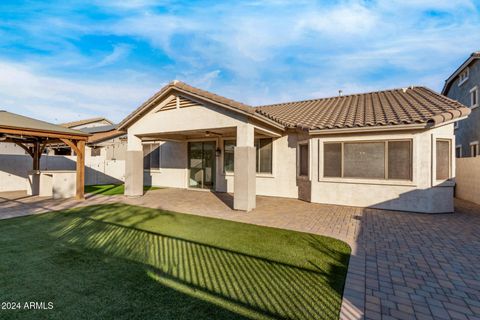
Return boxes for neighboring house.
[118,81,469,213]
[442,52,480,158]
[49,117,127,159]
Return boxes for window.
[256,138,272,174]
[436,139,451,180]
[344,142,385,179]
[323,140,412,180]
[90,147,101,157]
[299,144,309,176]
[388,141,412,180]
[456,145,462,158]
[324,143,342,177]
[458,68,469,86]
[470,141,479,157]
[223,140,235,172]
[470,86,478,108]
[143,143,160,170]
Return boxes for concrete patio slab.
[1,188,479,320]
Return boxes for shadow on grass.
[0,204,350,320]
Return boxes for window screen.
[388,141,411,180]
[223,140,235,172]
[91,147,101,157]
[256,138,272,174]
[436,140,450,180]
[143,143,160,170]
[324,143,342,177]
[299,144,309,176]
[344,142,385,179]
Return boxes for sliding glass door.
[188,141,216,189]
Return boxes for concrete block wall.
[0,154,125,192]
[456,156,480,205]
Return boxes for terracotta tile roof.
[88,129,125,144]
[255,86,470,130]
[61,117,113,129]
[118,81,470,132]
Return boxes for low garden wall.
[0,154,125,192]
[456,156,480,205]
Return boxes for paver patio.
[1,188,479,320]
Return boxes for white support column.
[125,133,144,197]
[234,123,256,211]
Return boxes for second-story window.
[470,86,478,108]
[458,67,469,86]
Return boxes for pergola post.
[60,138,86,200]
[76,140,85,200]
[32,141,40,171]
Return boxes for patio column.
[234,123,256,211]
[125,134,144,197]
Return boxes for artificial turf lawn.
[0,204,350,320]
[84,184,159,196]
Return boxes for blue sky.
[0,0,479,123]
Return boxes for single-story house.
[118,81,470,213]
[49,117,126,159]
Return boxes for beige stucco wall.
[129,94,299,198]
[143,135,299,198]
[456,156,480,205]
[310,124,456,213]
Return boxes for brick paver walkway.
[1,188,479,320]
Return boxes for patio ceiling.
[138,126,279,142]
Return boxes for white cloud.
[95,44,132,67]
[0,60,157,123]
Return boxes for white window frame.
[458,67,469,86]
[470,86,478,109]
[470,141,479,157]
[456,145,462,158]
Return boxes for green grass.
[0,204,350,320]
[84,184,159,196]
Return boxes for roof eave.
[308,123,429,135]
[442,54,480,95]
[118,84,286,131]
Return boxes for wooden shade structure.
[0,110,90,200]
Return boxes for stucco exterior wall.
[310,124,455,213]
[455,156,480,205]
[143,134,299,198]
[130,94,299,198]
[445,59,480,157]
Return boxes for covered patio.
[117,81,288,212]
[0,110,89,199]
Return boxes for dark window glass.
[91,147,101,157]
[223,140,235,172]
[323,143,342,177]
[299,144,309,176]
[143,143,160,170]
[436,140,450,180]
[388,141,412,180]
[256,138,272,174]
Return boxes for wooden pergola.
[0,110,89,200]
